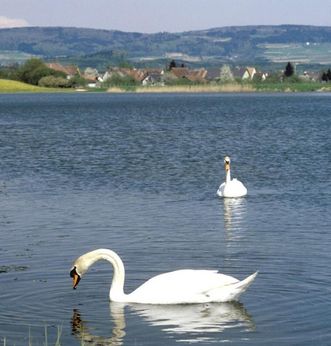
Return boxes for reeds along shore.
[107,82,331,93]
[107,84,256,93]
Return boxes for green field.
[0,79,63,92]
[258,43,331,64]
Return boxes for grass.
[0,79,67,93]
[254,81,330,92]
[2,325,63,346]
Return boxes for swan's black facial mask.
[70,267,81,289]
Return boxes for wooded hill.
[1,25,331,69]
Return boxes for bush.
[67,74,86,88]
[38,75,70,88]
[103,73,138,88]
[283,75,301,83]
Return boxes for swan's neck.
[226,168,231,183]
[80,249,126,301]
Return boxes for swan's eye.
[70,267,76,278]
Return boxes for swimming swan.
[70,249,257,304]
[217,156,247,198]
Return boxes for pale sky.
[1,0,331,33]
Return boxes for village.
[45,61,324,89]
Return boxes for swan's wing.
[222,179,247,197]
[128,270,240,304]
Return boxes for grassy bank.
[254,81,331,92]
[0,79,65,93]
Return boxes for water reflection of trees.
[71,301,255,345]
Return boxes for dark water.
[0,92,330,345]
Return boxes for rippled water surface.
[0,93,330,345]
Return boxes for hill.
[1,25,331,69]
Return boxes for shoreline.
[1,79,331,94]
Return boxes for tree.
[284,62,294,77]
[168,60,177,70]
[321,72,328,82]
[17,58,66,85]
[327,68,331,81]
[68,73,86,88]
[219,64,234,82]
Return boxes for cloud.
[0,16,29,28]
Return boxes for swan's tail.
[231,272,258,299]
[237,272,258,289]
[208,271,258,302]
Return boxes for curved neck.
[80,249,126,301]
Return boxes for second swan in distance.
[217,156,247,198]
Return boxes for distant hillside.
[1,25,331,69]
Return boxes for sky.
[1,0,331,33]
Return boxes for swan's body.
[217,156,247,198]
[70,249,257,304]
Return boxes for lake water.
[0,92,330,345]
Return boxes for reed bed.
[107,83,256,93]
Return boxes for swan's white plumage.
[70,249,257,304]
[217,156,247,198]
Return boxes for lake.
[0,92,330,345]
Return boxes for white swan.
[217,156,247,198]
[70,249,257,304]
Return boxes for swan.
[70,248,257,304]
[217,156,247,198]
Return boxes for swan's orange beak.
[225,162,230,172]
[70,267,81,289]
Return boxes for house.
[254,71,269,81]
[83,67,100,82]
[83,67,102,88]
[242,67,257,80]
[103,68,146,83]
[232,66,257,80]
[141,69,164,86]
[170,67,208,83]
[206,68,221,81]
[46,62,80,79]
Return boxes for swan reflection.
[71,304,126,346]
[222,197,247,235]
[71,302,254,344]
[130,301,254,336]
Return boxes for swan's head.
[224,156,231,172]
[70,253,91,289]
[70,266,81,289]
